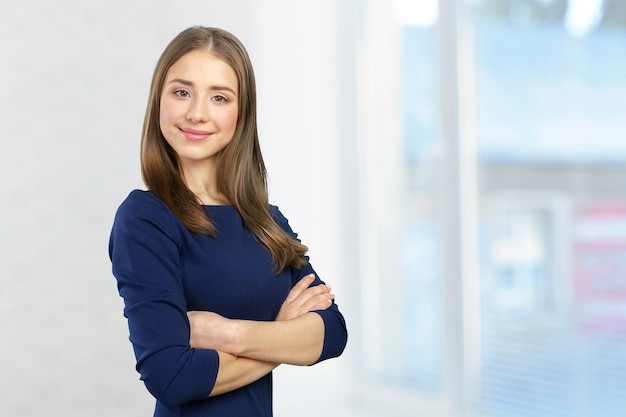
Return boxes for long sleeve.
[269,206,348,363]
[109,190,219,406]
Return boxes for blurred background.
[1,0,625,416]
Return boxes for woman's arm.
[188,274,336,366]
[189,274,333,396]
[110,191,220,405]
[231,312,326,365]
[209,353,278,397]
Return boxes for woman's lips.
[179,127,212,141]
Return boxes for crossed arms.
[187,273,336,397]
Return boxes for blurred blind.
[473,1,626,416]
[399,22,444,391]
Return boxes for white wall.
[0,1,359,416]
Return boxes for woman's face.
[159,50,239,171]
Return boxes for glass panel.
[474,0,626,163]
[472,0,626,416]
[394,0,444,391]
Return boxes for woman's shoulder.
[112,190,185,242]
[268,204,297,234]
[114,189,177,226]
[268,204,285,222]
[117,189,163,212]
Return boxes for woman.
[109,26,347,416]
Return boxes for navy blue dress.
[109,190,347,417]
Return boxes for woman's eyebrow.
[166,78,194,87]
[166,78,236,95]
[210,85,237,95]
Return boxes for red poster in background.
[574,204,626,332]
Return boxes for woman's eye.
[212,95,228,103]
[173,89,190,98]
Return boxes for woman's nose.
[186,98,209,123]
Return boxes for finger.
[290,284,331,306]
[285,273,316,302]
[301,286,334,308]
[301,292,335,312]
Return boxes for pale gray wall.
[0,1,361,416]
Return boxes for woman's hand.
[275,274,334,321]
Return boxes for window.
[474,1,626,416]
[356,1,626,416]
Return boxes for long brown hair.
[140,26,307,272]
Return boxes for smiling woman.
[108,26,347,417]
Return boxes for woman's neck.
[180,161,230,205]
